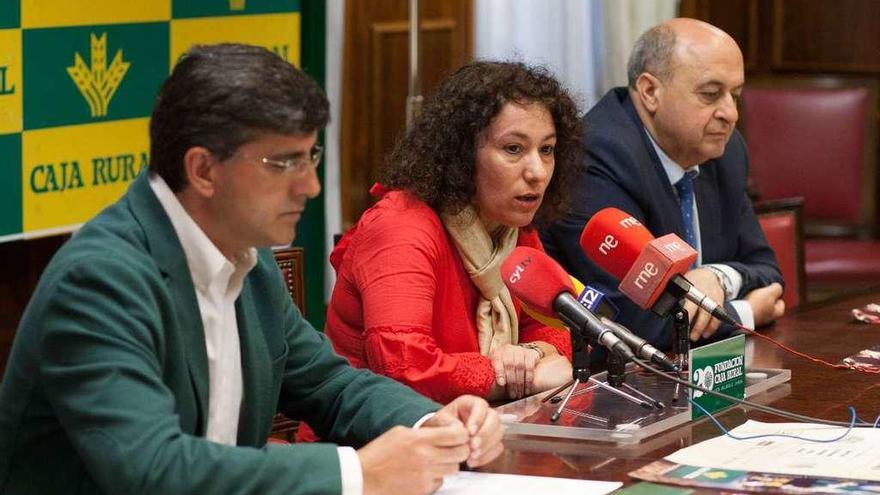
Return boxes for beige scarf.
[442,206,519,355]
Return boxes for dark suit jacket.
[0,173,438,495]
[541,88,782,351]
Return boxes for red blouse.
[324,189,572,404]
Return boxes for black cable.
[632,357,876,428]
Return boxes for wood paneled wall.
[681,0,880,73]
[680,0,880,232]
[340,0,473,228]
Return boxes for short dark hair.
[149,43,330,191]
[382,61,584,226]
[627,24,677,88]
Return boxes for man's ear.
[182,147,218,198]
[635,72,663,114]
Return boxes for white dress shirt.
[148,174,364,494]
[644,131,755,329]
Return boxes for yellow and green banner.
[0,0,301,241]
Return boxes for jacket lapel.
[622,94,688,238]
[234,280,272,446]
[126,172,210,435]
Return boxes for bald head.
[627,18,742,88]
[627,18,745,168]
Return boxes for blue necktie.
[674,171,698,256]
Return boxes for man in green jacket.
[0,44,502,495]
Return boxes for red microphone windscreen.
[580,207,655,280]
[619,234,697,309]
[501,246,575,315]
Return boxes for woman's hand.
[488,343,541,399]
[532,354,572,393]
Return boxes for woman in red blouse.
[326,62,583,410]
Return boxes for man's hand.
[424,395,504,468]
[682,267,726,341]
[358,423,469,495]
[745,282,785,327]
[488,343,540,399]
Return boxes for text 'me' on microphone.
[579,208,738,326]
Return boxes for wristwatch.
[704,265,732,300]
[518,342,545,359]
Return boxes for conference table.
[481,288,880,491]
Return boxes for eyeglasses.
[259,144,324,176]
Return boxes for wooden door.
[341,0,473,228]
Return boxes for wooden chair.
[755,198,806,309]
[269,246,306,442]
[741,77,880,292]
[272,246,306,315]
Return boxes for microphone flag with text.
[500,246,636,362]
[579,207,738,326]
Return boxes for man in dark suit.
[541,18,785,351]
[0,44,502,495]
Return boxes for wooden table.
[481,289,880,489]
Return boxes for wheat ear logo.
[66,33,130,118]
[229,0,246,10]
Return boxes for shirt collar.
[644,127,700,186]
[148,173,257,294]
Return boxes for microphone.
[521,277,619,328]
[579,283,676,371]
[579,207,738,326]
[599,317,678,371]
[577,283,620,321]
[500,246,636,362]
[521,274,676,371]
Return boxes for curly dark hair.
[382,61,584,226]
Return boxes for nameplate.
[689,334,745,420]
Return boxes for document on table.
[436,471,622,495]
[665,420,880,481]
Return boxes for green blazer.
[0,173,439,495]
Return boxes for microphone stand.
[670,300,690,402]
[551,321,656,423]
[551,326,592,422]
[605,351,665,409]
